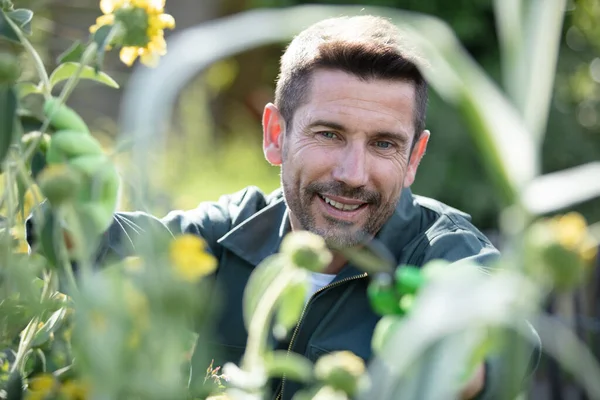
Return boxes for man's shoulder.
[387,191,499,266]
[161,185,282,233]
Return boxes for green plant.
[1,1,600,400]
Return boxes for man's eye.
[319,131,337,139]
[375,141,393,149]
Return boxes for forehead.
[294,69,416,137]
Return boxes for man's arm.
[419,228,542,400]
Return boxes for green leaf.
[242,254,285,331]
[15,82,40,97]
[265,350,313,382]
[31,307,68,347]
[522,162,600,215]
[0,84,17,165]
[92,24,115,72]
[49,62,119,89]
[0,10,19,43]
[56,40,85,65]
[6,8,32,35]
[274,275,308,338]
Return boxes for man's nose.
[331,143,369,188]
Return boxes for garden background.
[3,0,600,398]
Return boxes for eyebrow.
[306,119,409,144]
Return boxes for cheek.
[370,158,407,197]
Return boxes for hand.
[459,362,486,399]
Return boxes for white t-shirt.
[306,271,336,302]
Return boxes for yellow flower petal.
[555,212,588,250]
[140,49,160,67]
[100,0,117,14]
[169,234,217,282]
[149,0,166,12]
[158,13,175,29]
[119,46,140,66]
[29,374,55,393]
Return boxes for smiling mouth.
[318,194,367,211]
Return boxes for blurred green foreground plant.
[1,0,600,400]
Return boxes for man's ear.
[262,103,285,166]
[403,130,430,188]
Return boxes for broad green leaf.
[15,81,40,97]
[49,62,119,90]
[56,40,85,64]
[0,85,17,165]
[522,162,600,215]
[7,8,32,35]
[31,307,68,347]
[265,350,313,382]
[495,0,566,145]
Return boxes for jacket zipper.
[275,272,368,400]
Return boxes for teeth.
[322,195,361,211]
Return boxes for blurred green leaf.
[274,275,307,338]
[0,10,21,43]
[6,9,32,35]
[31,307,68,347]
[56,41,85,65]
[265,350,313,382]
[522,162,600,214]
[49,62,119,90]
[242,254,285,331]
[495,0,567,144]
[5,371,23,400]
[92,25,115,72]
[0,85,17,165]
[15,82,40,98]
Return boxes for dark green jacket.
[36,186,541,399]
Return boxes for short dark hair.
[274,15,428,144]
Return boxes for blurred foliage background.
[11,0,600,230]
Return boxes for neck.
[322,251,347,275]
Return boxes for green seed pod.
[43,97,89,134]
[367,273,403,316]
[395,266,425,295]
[314,351,366,396]
[280,231,332,272]
[46,130,104,164]
[37,164,81,205]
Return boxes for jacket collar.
[217,188,423,271]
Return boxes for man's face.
[263,69,429,248]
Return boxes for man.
[31,15,539,400]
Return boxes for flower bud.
[314,351,366,396]
[280,231,332,272]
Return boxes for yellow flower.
[551,212,598,263]
[169,234,217,282]
[90,0,175,67]
[26,374,55,400]
[59,380,89,400]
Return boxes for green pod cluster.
[367,266,427,317]
[43,97,89,134]
[40,98,120,238]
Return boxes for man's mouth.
[318,194,367,211]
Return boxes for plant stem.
[243,265,297,371]
[22,41,98,163]
[1,10,51,97]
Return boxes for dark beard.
[281,174,397,249]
